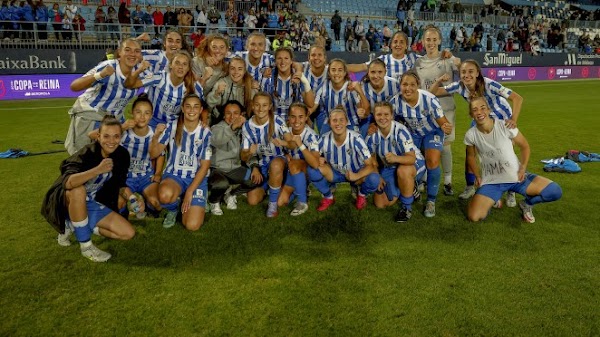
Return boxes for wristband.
[298,144,307,151]
[94,72,104,81]
[300,75,311,92]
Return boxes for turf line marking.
[0,106,73,111]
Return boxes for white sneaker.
[224,194,237,210]
[459,186,476,200]
[290,202,309,216]
[57,221,73,247]
[81,244,111,262]
[424,201,436,218]
[519,201,535,223]
[210,202,223,215]
[506,192,517,208]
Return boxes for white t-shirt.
[464,119,520,185]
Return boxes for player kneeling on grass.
[465,96,562,223]
[119,94,162,219]
[276,102,321,216]
[307,107,380,211]
[150,94,212,231]
[208,100,259,215]
[42,116,136,262]
[240,92,294,218]
[366,102,426,222]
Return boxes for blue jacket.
[36,5,48,22]
[22,4,35,22]
[267,13,278,28]
[0,6,10,21]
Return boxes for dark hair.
[269,47,300,101]
[132,93,153,111]
[175,94,208,146]
[221,99,245,116]
[460,59,486,99]
[329,105,348,122]
[362,58,386,83]
[164,29,190,54]
[400,69,421,86]
[98,115,122,134]
[289,102,308,116]
[327,58,350,82]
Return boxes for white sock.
[80,240,92,250]
[442,144,453,185]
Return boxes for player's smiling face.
[391,33,407,58]
[170,54,190,79]
[368,63,385,89]
[460,62,479,87]
[98,125,122,156]
[223,103,242,125]
[247,36,266,60]
[288,106,307,134]
[182,96,202,123]
[210,38,227,63]
[329,111,347,136]
[469,97,490,125]
[229,59,246,83]
[328,61,346,85]
[424,30,441,54]
[252,95,272,122]
[120,41,142,68]
[165,32,182,56]
[400,74,419,102]
[309,46,325,69]
[132,101,152,128]
[275,49,293,74]
[374,106,393,130]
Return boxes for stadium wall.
[0,50,599,100]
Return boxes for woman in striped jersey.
[310,58,370,136]
[348,31,419,81]
[307,107,381,211]
[119,95,162,219]
[366,102,426,222]
[125,50,200,128]
[389,70,453,218]
[430,59,523,206]
[261,47,315,121]
[150,94,212,231]
[241,92,294,218]
[360,59,402,134]
[276,102,321,216]
[301,45,328,91]
[139,29,189,74]
[414,26,461,196]
[234,32,275,82]
[65,38,154,155]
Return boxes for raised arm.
[70,64,115,92]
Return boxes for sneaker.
[519,201,535,223]
[493,199,503,209]
[506,192,517,208]
[459,185,476,200]
[443,183,454,196]
[266,202,278,218]
[413,185,421,202]
[355,195,367,210]
[316,197,335,211]
[351,185,358,200]
[395,206,412,222]
[210,202,223,215]
[290,202,309,216]
[163,210,178,228]
[57,221,73,247]
[80,244,111,262]
[424,201,436,218]
[224,194,237,210]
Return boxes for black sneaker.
[395,206,412,222]
[444,183,454,196]
[413,185,421,202]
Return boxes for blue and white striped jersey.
[361,76,401,110]
[142,49,169,74]
[79,59,155,119]
[369,53,419,81]
[146,72,186,125]
[234,51,275,81]
[365,121,424,168]
[159,121,212,179]
[85,172,112,200]
[287,127,320,160]
[443,77,513,119]
[261,75,307,120]
[121,127,155,179]
[389,89,445,136]
[302,61,328,91]
[318,129,371,174]
[241,116,290,167]
[314,80,362,129]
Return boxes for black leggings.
[208,166,258,203]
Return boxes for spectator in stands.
[354,19,364,41]
[34,0,48,40]
[106,5,118,40]
[245,7,257,32]
[579,31,591,53]
[163,6,176,31]
[7,0,19,40]
[151,6,162,35]
[266,8,278,34]
[143,5,152,28]
[118,2,130,39]
[471,37,482,52]
[357,34,370,53]
[0,2,8,40]
[383,23,392,46]
[206,5,220,33]
[178,8,192,35]
[452,25,463,51]
[48,2,61,40]
[190,26,205,48]
[195,5,206,33]
[94,6,106,41]
[61,12,71,40]
[72,12,85,41]
[63,0,76,20]
[331,9,341,41]
[150,33,162,49]
[131,5,144,36]
[396,1,406,30]
[20,0,35,41]
[496,28,505,52]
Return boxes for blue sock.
[465,172,476,186]
[400,195,414,211]
[291,172,307,203]
[427,166,441,202]
[162,200,179,212]
[308,167,332,198]
[526,182,562,206]
[72,217,91,243]
[269,185,281,203]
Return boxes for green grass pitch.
[0,80,599,336]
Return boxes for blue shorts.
[476,173,537,202]
[126,174,155,194]
[412,129,444,152]
[68,199,112,232]
[162,173,208,207]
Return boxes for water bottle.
[128,194,145,219]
